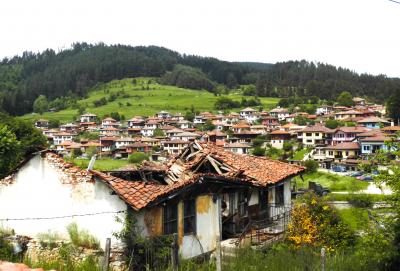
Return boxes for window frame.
[275,185,284,205]
[163,203,178,235]
[183,198,197,235]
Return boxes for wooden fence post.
[171,233,179,271]
[102,238,111,271]
[216,235,222,271]
[321,247,326,271]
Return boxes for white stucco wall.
[180,195,220,258]
[0,155,127,247]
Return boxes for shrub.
[0,238,15,262]
[128,152,149,164]
[304,159,318,173]
[288,192,356,250]
[66,223,100,250]
[348,194,373,208]
[252,147,265,156]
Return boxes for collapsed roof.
[92,141,305,210]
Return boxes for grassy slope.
[21,77,279,122]
[337,208,370,231]
[68,158,130,171]
[292,148,308,160]
[294,172,369,192]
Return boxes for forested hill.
[0,43,399,116]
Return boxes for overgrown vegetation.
[0,113,47,178]
[128,152,149,164]
[114,210,173,271]
[67,222,100,250]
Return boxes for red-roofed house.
[91,141,304,258]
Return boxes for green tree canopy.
[0,124,21,178]
[337,91,354,107]
[33,95,49,115]
[386,89,400,124]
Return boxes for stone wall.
[25,239,127,271]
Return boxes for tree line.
[254,60,400,103]
[0,43,399,116]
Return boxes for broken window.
[238,192,248,217]
[163,203,178,235]
[275,185,284,205]
[259,190,268,211]
[183,198,196,235]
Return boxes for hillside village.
[36,96,396,176]
[1,93,396,269]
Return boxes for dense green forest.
[0,43,399,116]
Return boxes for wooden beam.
[207,156,223,175]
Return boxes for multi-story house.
[324,142,360,161]
[53,132,77,145]
[269,107,289,121]
[299,126,334,146]
[331,126,367,145]
[157,111,171,119]
[316,105,333,115]
[357,117,390,129]
[162,140,190,155]
[127,117,145,128]
[115,137,136,149]
[35,119,49,129]
[240,107,259,123]
[270,130,291,149]
[360,135,391,155]
[80,113,97,123]
[101,117,119,128]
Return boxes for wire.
[388,0,400,4]
[0,210,126,221]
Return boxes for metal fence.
[236,204,292,246]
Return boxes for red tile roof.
[91,170,196,210]
[325,142,360,150]
[91,141,305,210]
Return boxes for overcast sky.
[1,0,399,77]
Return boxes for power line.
[0,210,126,221]
[388,0,400,4]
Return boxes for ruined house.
[92,141,304,258]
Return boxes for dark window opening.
[259,190,268,211]
[275,185,284,205]
[163,203,178,235]
[238,192,248,217]
[183,199,196,235]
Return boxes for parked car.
[347,171,363,177]
[332,166,346,172]
[292,181,330,198]
[356,175,374,181]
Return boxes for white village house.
[0,143,304,259]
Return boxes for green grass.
[294,172,369,192]
[69,158,130,171]
[21,77,280,123]
[325,193,390,202]
[337,208,370,231]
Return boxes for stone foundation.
[25,239,127,271]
